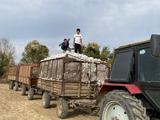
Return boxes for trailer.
[37,52,109,118]
[18,64,39,99]
[8,64,39,100]
[8,65,19,90]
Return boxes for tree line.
[0,39,113,79]
[0,39,15,79]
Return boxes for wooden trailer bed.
[38,79,96,98]
[8,65,19,90]
[8,66,19,81]
[18,64,39,86]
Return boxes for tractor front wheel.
[56,97,69,119]
[99,90,150,120]
[42,91,50,108]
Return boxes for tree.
[100,46,110,61]
[108,50,115,66]
[0,54,9,77]
[84,42,100,58]
[0,38,15,78]
[21,40,49,64]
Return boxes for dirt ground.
[0,83,97,120]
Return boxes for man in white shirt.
[73,28,82,53]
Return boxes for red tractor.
[99,34,160,120]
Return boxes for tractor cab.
[100,34,160,120]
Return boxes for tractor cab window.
[138,48,160,82]
[110,50,133,82]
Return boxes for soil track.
[0,83,97,120]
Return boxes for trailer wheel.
[21,84,26,96]
[14,82,19,91]
[28,88,34,100]
[99,90,150,120]
[9,81,14,90]
[56,98,69,119]
[42,92,50,108]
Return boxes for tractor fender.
[99,82,142,95]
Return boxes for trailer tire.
[9,81,14,90]
[28,88,34,100]
[99,90,150,120]
[14,82,19,91]
[21,84,26,96]
[56,98,69,119]
[42,92,50,108]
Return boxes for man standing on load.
[73,28,83,53]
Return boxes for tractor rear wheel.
[14,82,19,91]
[28,88,34,100]
[56,97,69,119]
[42,92,50,108]
[9,81,14,90]
[21,84,26,96]
[99,90,150,120]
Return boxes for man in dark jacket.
[59,38,70,52]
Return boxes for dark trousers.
[75,43,82,53]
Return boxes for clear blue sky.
[0,0,160,63]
